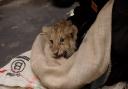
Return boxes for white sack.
[31,0,114,89]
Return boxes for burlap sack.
[30,0,114,89]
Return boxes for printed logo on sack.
[11,56,30,74]
[11,60,26,73]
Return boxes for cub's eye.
[60,38,64,42]
[50,40,53,44]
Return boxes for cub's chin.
[64,48,76,58]
[51,48,76,59]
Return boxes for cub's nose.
[53,52,59,58]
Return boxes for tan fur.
[42,20,78,58]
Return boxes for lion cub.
[42,20,78,58]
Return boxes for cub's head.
[42,20,78,58]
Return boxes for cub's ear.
[41,26,51,35]
[71,25,78,38]
[68,25,78,40]
[72,25,78,34]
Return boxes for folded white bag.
[0,51,44,89]
[31,0,114,89]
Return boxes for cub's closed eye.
[60,38,64,42]
[50,40,53,44]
